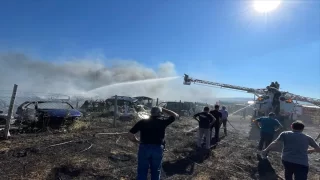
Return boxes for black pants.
[211,123,220,142]
[222,119,227,135]
[282,160,309,180]
[258,132,274,151]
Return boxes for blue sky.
[0,0,319,98]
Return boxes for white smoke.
[0,52,219,102]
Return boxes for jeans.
[197,128,211,149]
[282,160,309,180]
[137,144,164,180]
[258,131,274,151]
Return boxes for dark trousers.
[222,119,227,135]
[258,131,274,151]
[137,144,164,180]
[211,122,220,142]
[282,160,309,180]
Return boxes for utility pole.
[4,84,18,139]
[113,95,118,127]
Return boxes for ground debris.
[0,116,318,180]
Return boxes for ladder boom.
[183,74,320,107]
[284,92,320,107]
[184,74,265,96]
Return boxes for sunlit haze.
[253,0,282,13]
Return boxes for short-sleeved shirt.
[255,117,282,134]
[194,112,215,129]
[210,110,222,127]
[219,109,228,120]
[129,116,175,145]
[275,131,320,166]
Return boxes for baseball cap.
[151,106,162,117]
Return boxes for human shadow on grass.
[203,135,226,149]
[254,154,279,180]
[162,148,210,176]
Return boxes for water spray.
[87,76,181,94]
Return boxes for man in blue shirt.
[254,112,283,151]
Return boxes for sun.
[253,0,282,13]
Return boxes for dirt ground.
[0,115,319,180]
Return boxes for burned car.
[134,96,155,108]
[0,110,16,128]
[15,101,82,130]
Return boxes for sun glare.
[253,0,282,13]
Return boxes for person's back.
[137,116,174,145]
[196,111,214,129]
[279,131,315,166]
[255,113,282,151]
[263,121,320,180]
[210,105,222,142]
[128,107,178,180]
[257,116,281,134]
[219,109,228,120]
[210,109,222,125]
[219,106,229,136]
[194,107,215,149]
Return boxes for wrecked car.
[15,101,82,130]
[134,96,155,108]
[0,110,16,128]
[106,96,138,106]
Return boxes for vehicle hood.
[38,109,81,117]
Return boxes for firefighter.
[128,107,179,180]
[219,106,229,136]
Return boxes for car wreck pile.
[79,95,215,119]
[0,101,82,133]
[0,94,247,134]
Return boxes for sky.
[0,0,319,100]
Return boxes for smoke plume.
[0,53,218,102]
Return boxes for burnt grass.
[0,117,319,180]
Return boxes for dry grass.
[67,120,90,132]
[0,116,319,180]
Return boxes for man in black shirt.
[128,106,179,180]
[210,105,222,143]
[194,107,215,149]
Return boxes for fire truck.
[182,74,320,129]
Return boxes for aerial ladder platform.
[183,74,320,107]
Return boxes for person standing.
[219,106,229,136]
[193,107,216,149]
[262,121,320,180]
[254,112,282,151]
[128,107,179,180]
[210,105,222,143]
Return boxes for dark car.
[16,101,82,130]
